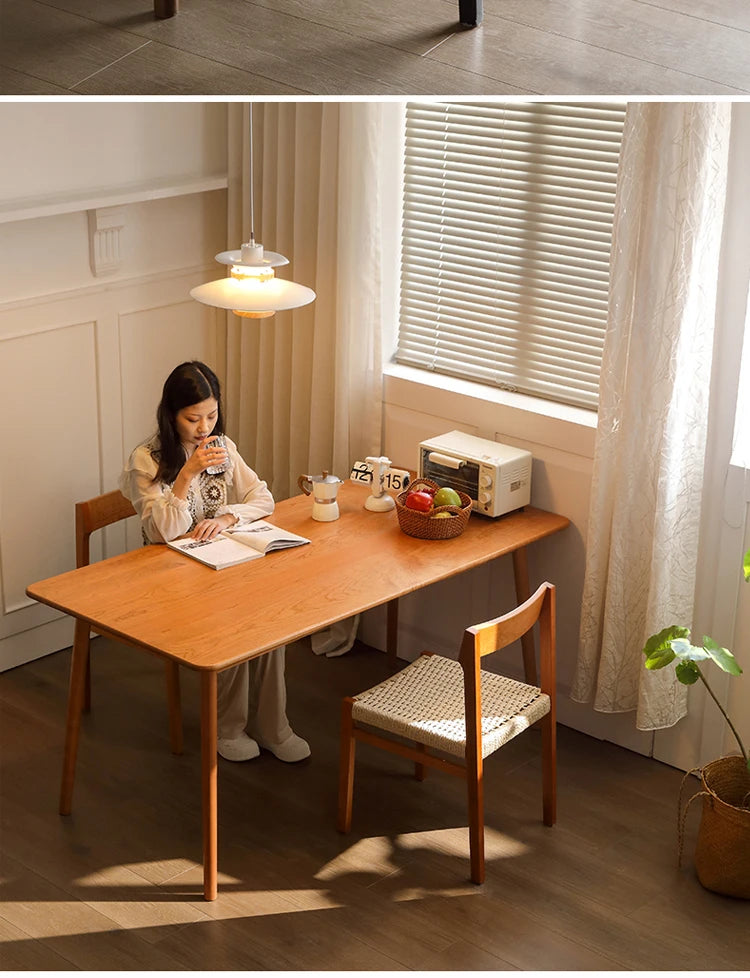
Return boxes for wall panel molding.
[0,271,223,671]
[0,262,216,326]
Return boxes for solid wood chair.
[337,581,556,884]
[76,490,183,754]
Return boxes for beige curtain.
[571,102,732,730]
[223,102,385,502]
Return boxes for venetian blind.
[396,101,627,410]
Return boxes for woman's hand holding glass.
[182,436,228,479]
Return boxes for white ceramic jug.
[297,471,343,522]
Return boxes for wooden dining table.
[26,480,568,900]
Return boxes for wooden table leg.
[386,598,399,668]
[201,671,218,901]
[154,0,178,18]
[165,661,183,756]
[512,547,538,686]
[59,618,90,815]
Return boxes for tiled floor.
[1,0,749,96]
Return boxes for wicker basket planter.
[395,478,473,540]
[680,755,750,899]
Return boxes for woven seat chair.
[76,490,183,754]
[337,581,556,884]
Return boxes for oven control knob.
[479,490,491,504]
[479,474,493,489]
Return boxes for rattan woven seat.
[338,582,556,885]
[351,654,550,759]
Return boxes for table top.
[26,482,569,672]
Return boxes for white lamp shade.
[215,248,289,268]
[190,276,316,314]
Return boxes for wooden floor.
[0,0,748,95]
[0,635,749,970]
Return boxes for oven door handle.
[427,452,465,470]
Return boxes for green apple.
[433,486,462,508]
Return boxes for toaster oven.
[419,430,532,518]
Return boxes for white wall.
[0,103,227,207]
[0,103,229,672]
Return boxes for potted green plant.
[642,550,750,899]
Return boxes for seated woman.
[119,359,309,764]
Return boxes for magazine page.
[224,520,310,554]
[167,535,265,570]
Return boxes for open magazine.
[167,520,310,570]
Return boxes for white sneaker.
[257,732,311,763]
[217,733,260,762]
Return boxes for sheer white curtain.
[571,102,732,731]
[223,102,385,503]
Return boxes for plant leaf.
[744,549,750,583]
[675,660,700,685]
[670,638,711,661]
[703,636,743,676]
[644,648,675,670]
[643,626,690,670]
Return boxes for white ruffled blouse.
[119,435,274,544]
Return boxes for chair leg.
[415,741,428,781]
[83,632,92,714]
[458,0,483,27]
[165,660,183,755]
[466,769,485,884]
[60,619,90,815]
[541,713,557,826]
[337,698,356,833]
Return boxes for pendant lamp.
[190,107,316,320]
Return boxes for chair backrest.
[459,581,556,693]
[458,582,556,769]
[75,490,136,569]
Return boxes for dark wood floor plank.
[634,0,750,30]
[126,0,527,94]
[72,38,308,94]
[0,0,153,89]
[0,854,188,970]
[0,915,76,971]
[5,0,748,95]
[483,0,750,90]
[0,65,71,93]
[429,14,748,94]
[42,0,467,56]
[4,0,749,94]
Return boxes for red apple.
[404,490,434,513]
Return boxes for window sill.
[383,361,598,459]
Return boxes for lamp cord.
[248,104,255,243]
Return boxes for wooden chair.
[337,581,556,884]
[76,490,183,754]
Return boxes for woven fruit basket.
[395,478,473,540]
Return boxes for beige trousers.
[216,646,293,744]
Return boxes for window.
[396,101,627,411]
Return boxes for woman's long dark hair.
[153,361,226,484]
